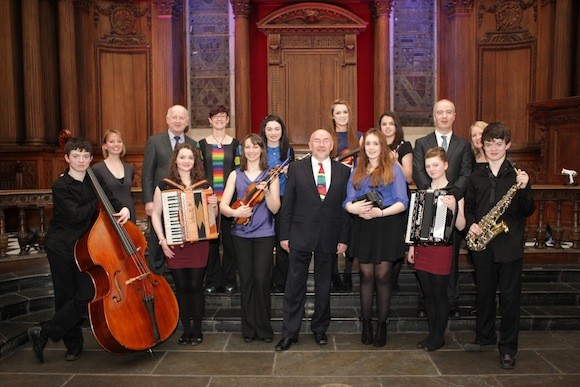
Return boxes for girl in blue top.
[343,128,408,347]
[260,115,295,293]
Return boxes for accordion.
[352,189,385,209]
[405,189,455,245]
[161,188,219,245]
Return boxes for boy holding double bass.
[28,138,130,363]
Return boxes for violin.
[231,157,290,225]
[334,147,360,167]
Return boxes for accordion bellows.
[405,189,455,245]
[161,188,219,245]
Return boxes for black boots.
[361,319,373,345]
[374,321,387,347]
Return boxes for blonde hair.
[470,121,488,159]
[101,129,126,158]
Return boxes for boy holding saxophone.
[463,122,535,370]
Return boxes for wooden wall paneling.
[93,1,153,149]
[282,50,343,144]
[528,96,580,184]
[95,47,151,148]
[478,41,535,148]
[0,0,22,145]
[257,3,366,148]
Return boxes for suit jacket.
[412,132,472,193]
[141,132,197,204]
[279,157,351,254]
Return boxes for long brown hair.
[167,143,206,186]
[351,128,395,189]
[239,133,268,172]
[377,111,405,150]
[330,99,359,157]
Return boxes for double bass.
[75,168,178,354]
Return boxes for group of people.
[29,98,534,371]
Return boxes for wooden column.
[57,0,79,136]
[551,0,574,98]
[230,0,251,139]
[152,1,186,135]
[371,0,393,118]
[442,1,475,138]
[22,0,46,145]
[0,1,21,145]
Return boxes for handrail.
[1,185,579,257]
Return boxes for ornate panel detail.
[478,0,537,42]
[445,0,475,18]
[153,0,183,19]
[94,1,151,46]
[370,0,394,19]
[0,161,39,190]
[257,2,367,34]
[230,0,251,18]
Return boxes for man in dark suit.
[275,129,351,351]
[412,99,472,318]
[141,104,197,273]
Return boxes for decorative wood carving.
[258,2,367,34]
[94,1,151,45]
[478,0,537,40]
[257,3,367,145]
[445,0,475,18]
[230,0,251,18]
[370,0,394,19]
[153,0,182,20]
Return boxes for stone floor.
[1,329,579,386]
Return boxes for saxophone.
[466,167,521,252]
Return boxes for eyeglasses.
[212,113,228,119]
[311,139,331,145]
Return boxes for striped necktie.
[317,162,326,200]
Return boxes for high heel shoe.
[361,319,373,345]
[374,321,387,347]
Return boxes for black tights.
[416,270,449,346]
[170,268,205,338]
[359,261,393,323]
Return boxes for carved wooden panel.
[95,47,151,148]
[257,3,367,147]
[477,40,535,147]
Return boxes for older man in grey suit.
[142,104,197,273]
[413,99,472,318]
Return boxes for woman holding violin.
[220,134,281,343]
[330,99,363,292]
[151,143,216,346]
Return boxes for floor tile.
[274,351,437,376]
[496,375,580,386]
[154,351,275,376]
[429,350,559,375]
[537,349,580,373]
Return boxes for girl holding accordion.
[407,146,466,351]
[150,143,217,346]
[343,128,408,347]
